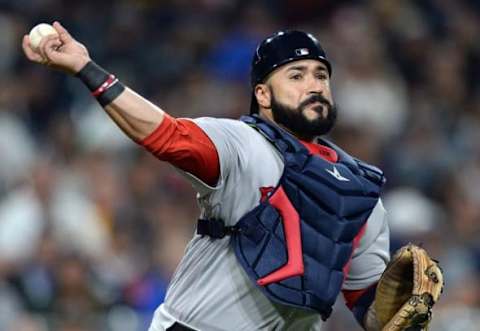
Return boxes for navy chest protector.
[198,115,385,320]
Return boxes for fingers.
[44,38,63,64]
[22,35,44,63]
[23,21,89,74]
[37,34,61,61]
[52,21,74,44]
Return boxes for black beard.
[270,92,337,141]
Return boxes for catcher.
[22,22,443,331]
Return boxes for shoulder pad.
[355,158,386,186]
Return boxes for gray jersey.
[148,118,390,331]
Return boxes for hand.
[22,21,92,75]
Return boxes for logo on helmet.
[295,48,310,56]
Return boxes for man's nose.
[306,75,324,94]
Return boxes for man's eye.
[316,74,327,80]
[290,74,302,80]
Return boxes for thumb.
[43,37,78,73]
[52,21,74,44]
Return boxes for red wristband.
[92,74,118,97]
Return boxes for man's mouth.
[307,101,325,111]
[303,98,330,109]
[305,102,328,117]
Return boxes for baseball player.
[23,22,443,331]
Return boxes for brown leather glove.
[373,244,444,330]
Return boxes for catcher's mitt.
[374,244,444,331]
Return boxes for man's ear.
[254,84,271,109]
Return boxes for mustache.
[298,94,332,110]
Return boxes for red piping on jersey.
[342,222,368,308]
[257,186,304,286]
[342,222,367,282]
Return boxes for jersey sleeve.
[187,117,251,194]
[140,114,220,188]
[343,198,390,291]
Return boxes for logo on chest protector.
[325,166,350,181]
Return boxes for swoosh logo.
[326,166,350,182]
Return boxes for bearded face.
[254,59,337,140]
[270,89,337,140]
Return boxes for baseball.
[28,23,59,50]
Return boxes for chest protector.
[230,115,385,320]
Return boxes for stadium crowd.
[0,0,479,330]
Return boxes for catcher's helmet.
[250,30,332,114]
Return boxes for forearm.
[77,60,165,142]
[103,87,165,142]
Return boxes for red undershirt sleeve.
[342,283,378,328]
[343,287,371,310]
[139,114,220,187]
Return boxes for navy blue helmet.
[250,30,332,114]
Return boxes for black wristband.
[76,61,125,106]
[97,82,125,107]
[76,61,109,91]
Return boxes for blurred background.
[0,0,479,330]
